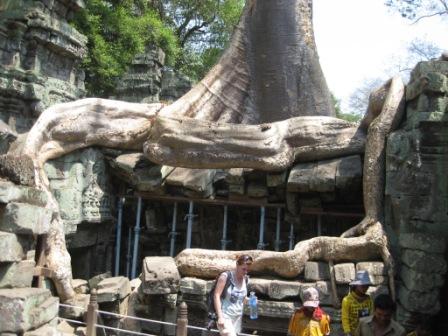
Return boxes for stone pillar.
[0,0,87,133]
[386,59,448,330]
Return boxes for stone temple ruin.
[0,0,447,335]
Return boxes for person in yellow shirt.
[288,287,331,336]
[342,270,374,336]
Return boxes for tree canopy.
[73,0,244,96]
[385,0,448,21]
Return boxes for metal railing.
[59,289,257,336]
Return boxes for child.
[342,270,373,336]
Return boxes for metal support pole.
[257,206,267,250]
[185,201,194,248]
[317,214,322,236]
[131,197,142,279]
[86,289,98,336]
[126,226,132,278]
[274,208,282,251]
[114,197,124,276]
[176,302,188,336]
[221,205,230,250]
[288,219,296,250]
[169,202,178,257]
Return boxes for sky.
[313,0,448,113]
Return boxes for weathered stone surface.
[23,324,62,336]
[0,202,52,234]
[0,120,17,154]
[267,171,287,187]
[247,182,268,198]
[356,262,386,275]
[288,156,362,194]
[115,45,165,103]
[401,249,447,274]
[304,261,330,281]
[398,285,440,315]
[160,68,193,103]
[0,0,87,133]
[333,263,356,284]
[400,265,445,292]
[0,288,59,333]
[179,277,208,296]
[165,168,215,197]
[0,181,48,206]
[72,279,89,295]
[45,148,113,233]
[268,279,302,300]
[287,162,316,193]
[88,272,111,289]
[399,233,446,254]
[243,299,294,318]
[59,293,89,319]
[97,276,131,303]
[108,152,172,192]
[0,154,35,186]
[0,231,31,262]
[0,259,35,288]
[141,257,180,294]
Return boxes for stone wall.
[0,0,87,133]
[386,59,448,330]
[45,147,115,279]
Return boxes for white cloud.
[313,0,448,112]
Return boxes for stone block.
[267,171,287,187]
[400,265,445,292]
[398,285,440,315]
[59,293,89,319]
[0,231,32,262]
[243,299,294,319]
[247,182,268,198]
[247,278,271,297]
[165,168,215,197]
[401,249,447,274]
[0,181,48,206]
[334,263,355,284]
[335,155,362,190]
[0,202,52,234]
[304,261,330,281]
[268,279,302,300]
[287,162,316,193]
[0,288,59,333]
[88,271,111,289]
[399,233,446,254]
[99,295,129,315]
[72,279,89,294]
[179,277,208,296]
[97,276,131,303]
[0,259,35,288]
[310,158,339,192]
[356,261,386,275]
[141,257,180,294]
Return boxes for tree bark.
[159,0,334,124]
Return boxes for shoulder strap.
[220,271,233,299]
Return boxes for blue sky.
[313,0,448,112]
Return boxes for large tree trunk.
[160,0,334,124]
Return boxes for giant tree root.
[175,76,405,302]
[19,76,403,301]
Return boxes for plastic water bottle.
[249,291,258,319]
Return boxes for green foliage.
[74,0,179,97]
[332,93,362,123]
[170,0,245,80]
